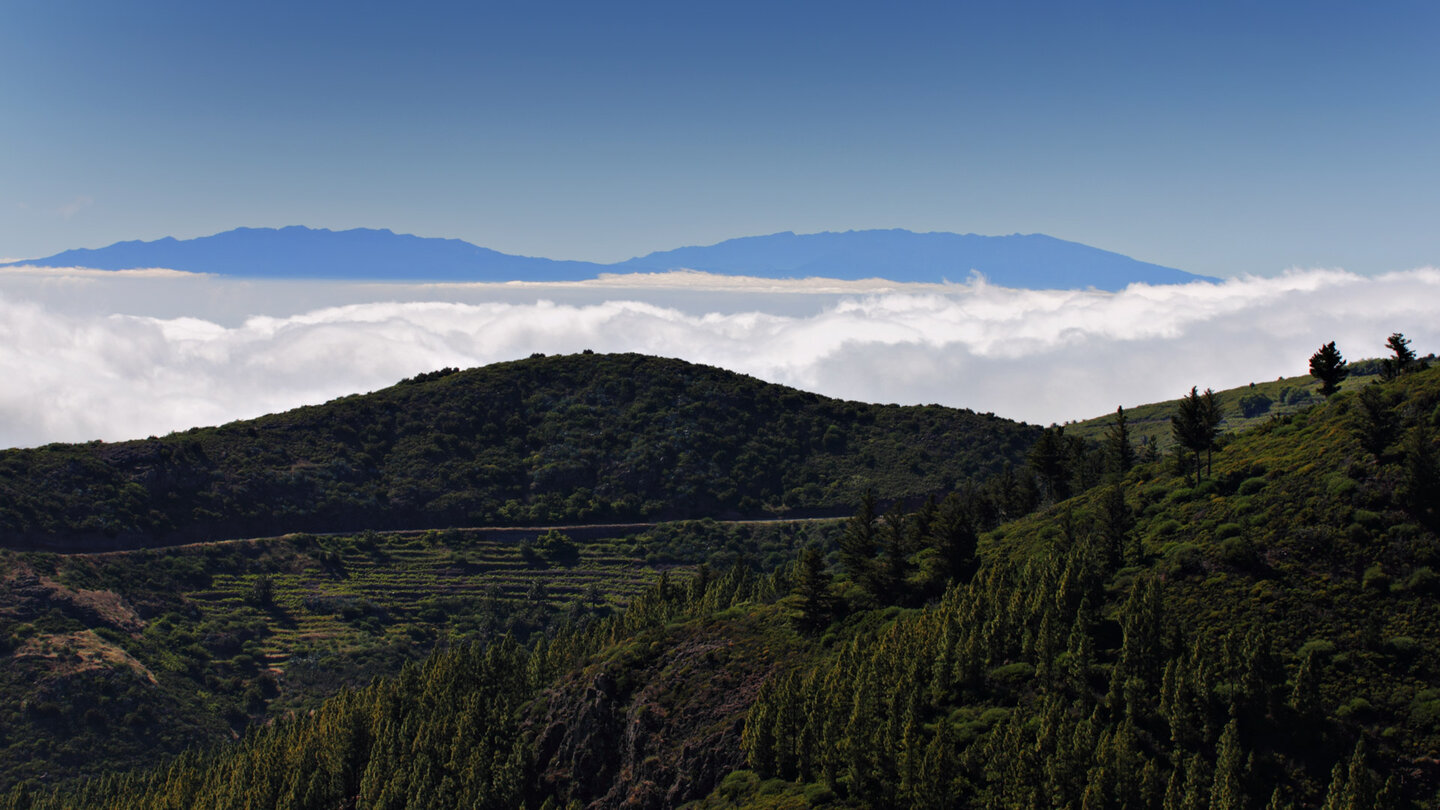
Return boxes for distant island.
[5,226,1217,291]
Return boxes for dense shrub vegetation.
[0,353,1038,549]
[4,353,1440,807]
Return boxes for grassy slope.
[0,353,1038,550]
[1064,368,1381,450]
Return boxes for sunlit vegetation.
[3,345,1439,807]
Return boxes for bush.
[1165,488,1195,505]
[534,530,579,566]
[1216,536,1257,569]
[1400,566,1438,594]
[1352,509,1386,530]
[1214,523,1243,540]
[1326,474,1358,499]
[988,662,1036,686]
[804,783,837,803]
[1159,542,1203,579]
[716,770,761,801]
[1386,636,1419,657]
[1238,393,1273,418]
[518,541,543,568]
[1337,696,1374,721]
[1411,690,1440,731]
[1362,563,1390,592]
[1150,519,1182,540]
[1281,387,1315,406]
[246,576,274,608]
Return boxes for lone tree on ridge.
[1172,386,1222,486]
[1308,341,1347,397]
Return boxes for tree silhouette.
[1029,426,1071,503]
[840,491,880,598]
[1353,384,1396,460]
[1308,341,1347,397]
[1380,332,1418,380]
[792,545,835,633]
[1106,406,1135,474]
[1172,387,1221,485]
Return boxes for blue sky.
[3,1,1438,276]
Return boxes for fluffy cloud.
[0,268,1437,449]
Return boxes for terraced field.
[185,530,668,672]
[1,517,842,788]
[5,516,839,724]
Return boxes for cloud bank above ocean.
[0,268,1436,449]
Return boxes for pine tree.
[1172,387,1221,486]
[1163,759,1186,810]
[1200,387,1223,477]
[1181,753,1210,810]
[1099,482,1135,567]
[1341,739,1375,809]
[792,545,835,634]
[1030,425,1072,503]
[1320,760,1347,810]
[840,491,880,599]
[1353,384,1396,460]
[1139,758,1165,810]
[1380,332,1419,380]
[878,504,914,604]
[1208,718,1245,810]
[1264,787,1294,810]
[1309,341,1348,396]
[1374,774,1401,809]
[1400,426,1440,528]
[1107,405,1136,474]
[1288,648,1324,725]
[926,492,979,588]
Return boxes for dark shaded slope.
[0,353,1039,551]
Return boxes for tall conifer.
[1309,341,1347,396]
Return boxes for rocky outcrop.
[526,615,794,809]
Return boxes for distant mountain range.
[5,226,1217,290]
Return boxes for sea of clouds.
[0,266,1437,449]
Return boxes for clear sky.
[3,0,1438,276]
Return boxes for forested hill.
[0,353,1039,550]
[12,359,1440,807]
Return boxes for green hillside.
[1064,367,1382,451]
[6,354,1439,808]
[0,353,1039,551]
[740,363,1440,808]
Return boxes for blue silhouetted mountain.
[616,229,1214,289]
[11,226,604,282]
[7,226,1217,289]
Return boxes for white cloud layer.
[1,268,1438,449]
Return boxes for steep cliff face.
[526,610,804,809]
